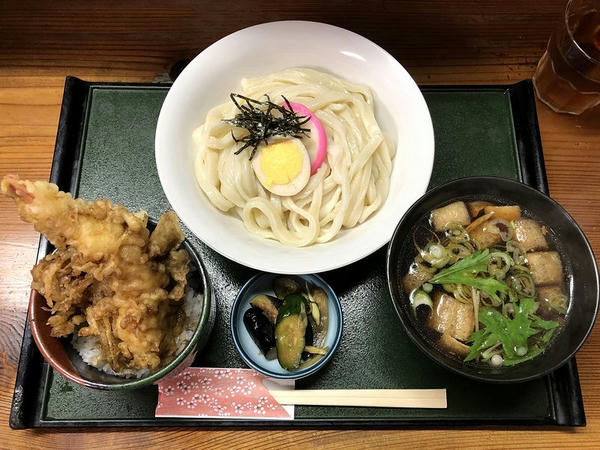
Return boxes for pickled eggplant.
[250,294,281,324]
[273,277,301,300]
[275,294,307,370]
[243,307,275,355]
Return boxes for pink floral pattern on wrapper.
[155,368,293,419]
[156,349,198,385]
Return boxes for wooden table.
[1,1,599,448]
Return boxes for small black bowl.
[386,176,599,383]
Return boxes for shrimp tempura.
[2,175,189,373]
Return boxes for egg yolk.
[259,141,303,187]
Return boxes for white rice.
[72,288,203,379]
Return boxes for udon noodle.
[193,68,395,247]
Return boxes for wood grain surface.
[1,1,599,448]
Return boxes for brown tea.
[533,4,600,114]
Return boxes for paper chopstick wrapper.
[156,368,447,419]
[155,368,295,419]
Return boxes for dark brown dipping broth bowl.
[29,218,216,390]
[386,176,599,383]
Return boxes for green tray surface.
[41,86,550,423]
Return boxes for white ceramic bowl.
[155,21,434,274]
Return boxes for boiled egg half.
[251,138,311,196]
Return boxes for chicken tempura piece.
[2,175,189,373]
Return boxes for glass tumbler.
[533,0,600,115]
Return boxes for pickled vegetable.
[243,307,275,355]
[250,294,281,323]
[273,277,301,300]
[275,294,307,370]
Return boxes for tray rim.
[8,77,585,429]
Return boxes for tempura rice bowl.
[29,223,216,390]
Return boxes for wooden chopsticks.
[270,389,447,409]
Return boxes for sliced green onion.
[548,293,568,314]
[422,283,433,293]
[509,272,535,297]
[488,251,514,280]
[507,241,527,265]
[422,243,451,268]
[445,223,470,244]
[411,290,433,314]
[515,346,528,356]
[446,241,476,264]
[481,342,501,360]
[490,354,504,367]
[480,289,503,307]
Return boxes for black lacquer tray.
[9,78,585,428]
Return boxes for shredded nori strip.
[223,93,311,159]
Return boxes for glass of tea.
[533,0,600,115]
